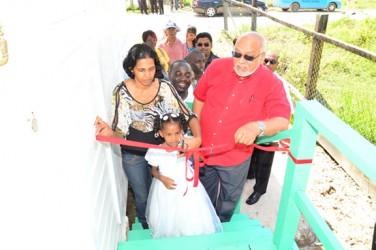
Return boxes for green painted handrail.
[273,100,376,249]
[255,129,291,145]
[119,100,376,250]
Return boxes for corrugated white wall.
[0,0,130,249]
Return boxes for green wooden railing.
[269,100,376,249]
[119,100,376,249]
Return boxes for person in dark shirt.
[246,49,294,205]
[186,49,205,86]
[195,32,219,69]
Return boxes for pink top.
[158,38,188,64]
[194,58,291,166]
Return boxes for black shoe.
[246,192,263,205]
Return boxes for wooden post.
[305,14,328,100]
[224,0,229,31]
[251,0,257,31]
[273,102,318,249]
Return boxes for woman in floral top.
[95,43,201,229]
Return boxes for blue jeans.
[199,156,252,222]
[121,151,152,229]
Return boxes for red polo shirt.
[194,57,291,166]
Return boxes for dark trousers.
[170,0,178,10]
[200,157,251,222]
[140,0,148,14]
[150,0,157,13]
[248,145,275,194]
[158,0,164,14]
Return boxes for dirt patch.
[307,145,376,249]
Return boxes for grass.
[224,15,376,144]
[231,17,376,144]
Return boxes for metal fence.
[222,0,376,145]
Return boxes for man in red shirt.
[193,32,291,222]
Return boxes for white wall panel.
[0,0,129,249]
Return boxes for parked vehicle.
[192,0,268,17]
[273,0,342,12]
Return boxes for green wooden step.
[222,218,261,230]
[120,222,275,250]
[131,222,143,230]
[131,213,251,232]
[130,218,143,231]
[128,218,263,241]
[125,214,276,249]
[229,213,249,222]
[127,229,151,241]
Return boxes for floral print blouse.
[111,79,192,138]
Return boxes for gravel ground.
[307,145,376,249]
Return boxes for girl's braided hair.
[153,112,188,135]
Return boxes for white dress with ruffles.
[145,148,223,239]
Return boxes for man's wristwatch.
[256,121,266,136]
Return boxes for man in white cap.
[158,20,188,65]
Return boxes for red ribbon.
[95,135,313,190]
[278,139,313,164]
[96,135,231,189]
[241,139,313,165]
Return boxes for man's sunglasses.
[197,42,210,47]
[264,58,277,65]
[232,51,263,62]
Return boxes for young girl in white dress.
[145,112,223,239]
